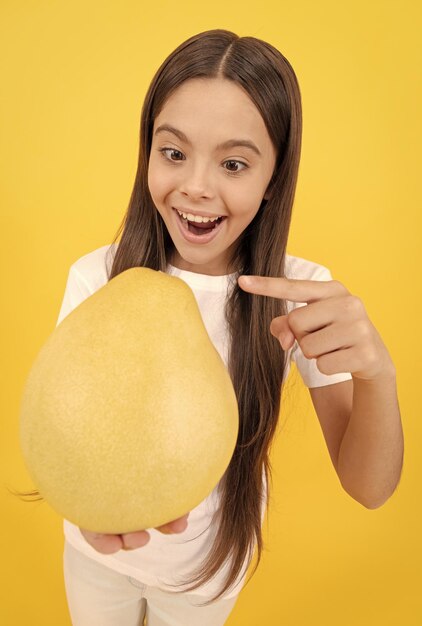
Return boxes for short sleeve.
[290,265,353,388]
[55,265,93,327]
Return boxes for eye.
[158,148,184,162]
[157,148,249,176]
[223,160,248,176]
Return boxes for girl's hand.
[238,275,395,382]
[79,513,190,554]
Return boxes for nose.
[179,163,213,200]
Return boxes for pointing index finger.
[237,274,340,303]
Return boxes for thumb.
[270,315,296,350]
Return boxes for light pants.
[63,541,239,626]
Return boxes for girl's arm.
[310,371,403,508]
[336,368,403,508]
[237,273,404,510]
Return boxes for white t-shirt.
[56,243,352,599]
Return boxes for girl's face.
[148,78,277,276]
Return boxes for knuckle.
[356,318,371,339]
[331,279,349,295]
[366,346,379,365]
[345,294,364,314]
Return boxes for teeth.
[176,209,221,223]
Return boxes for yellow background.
[1,1,420,624]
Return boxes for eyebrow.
[154,123,262,157]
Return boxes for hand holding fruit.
[80,512,190,554]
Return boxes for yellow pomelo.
[19,267,239,534]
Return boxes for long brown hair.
[15,29,302,605]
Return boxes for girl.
[20,28,403,626]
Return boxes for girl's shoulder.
[284,253,333,282]
[68,243,117,290]
[56,244,117,327]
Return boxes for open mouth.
[173,209,226,237]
